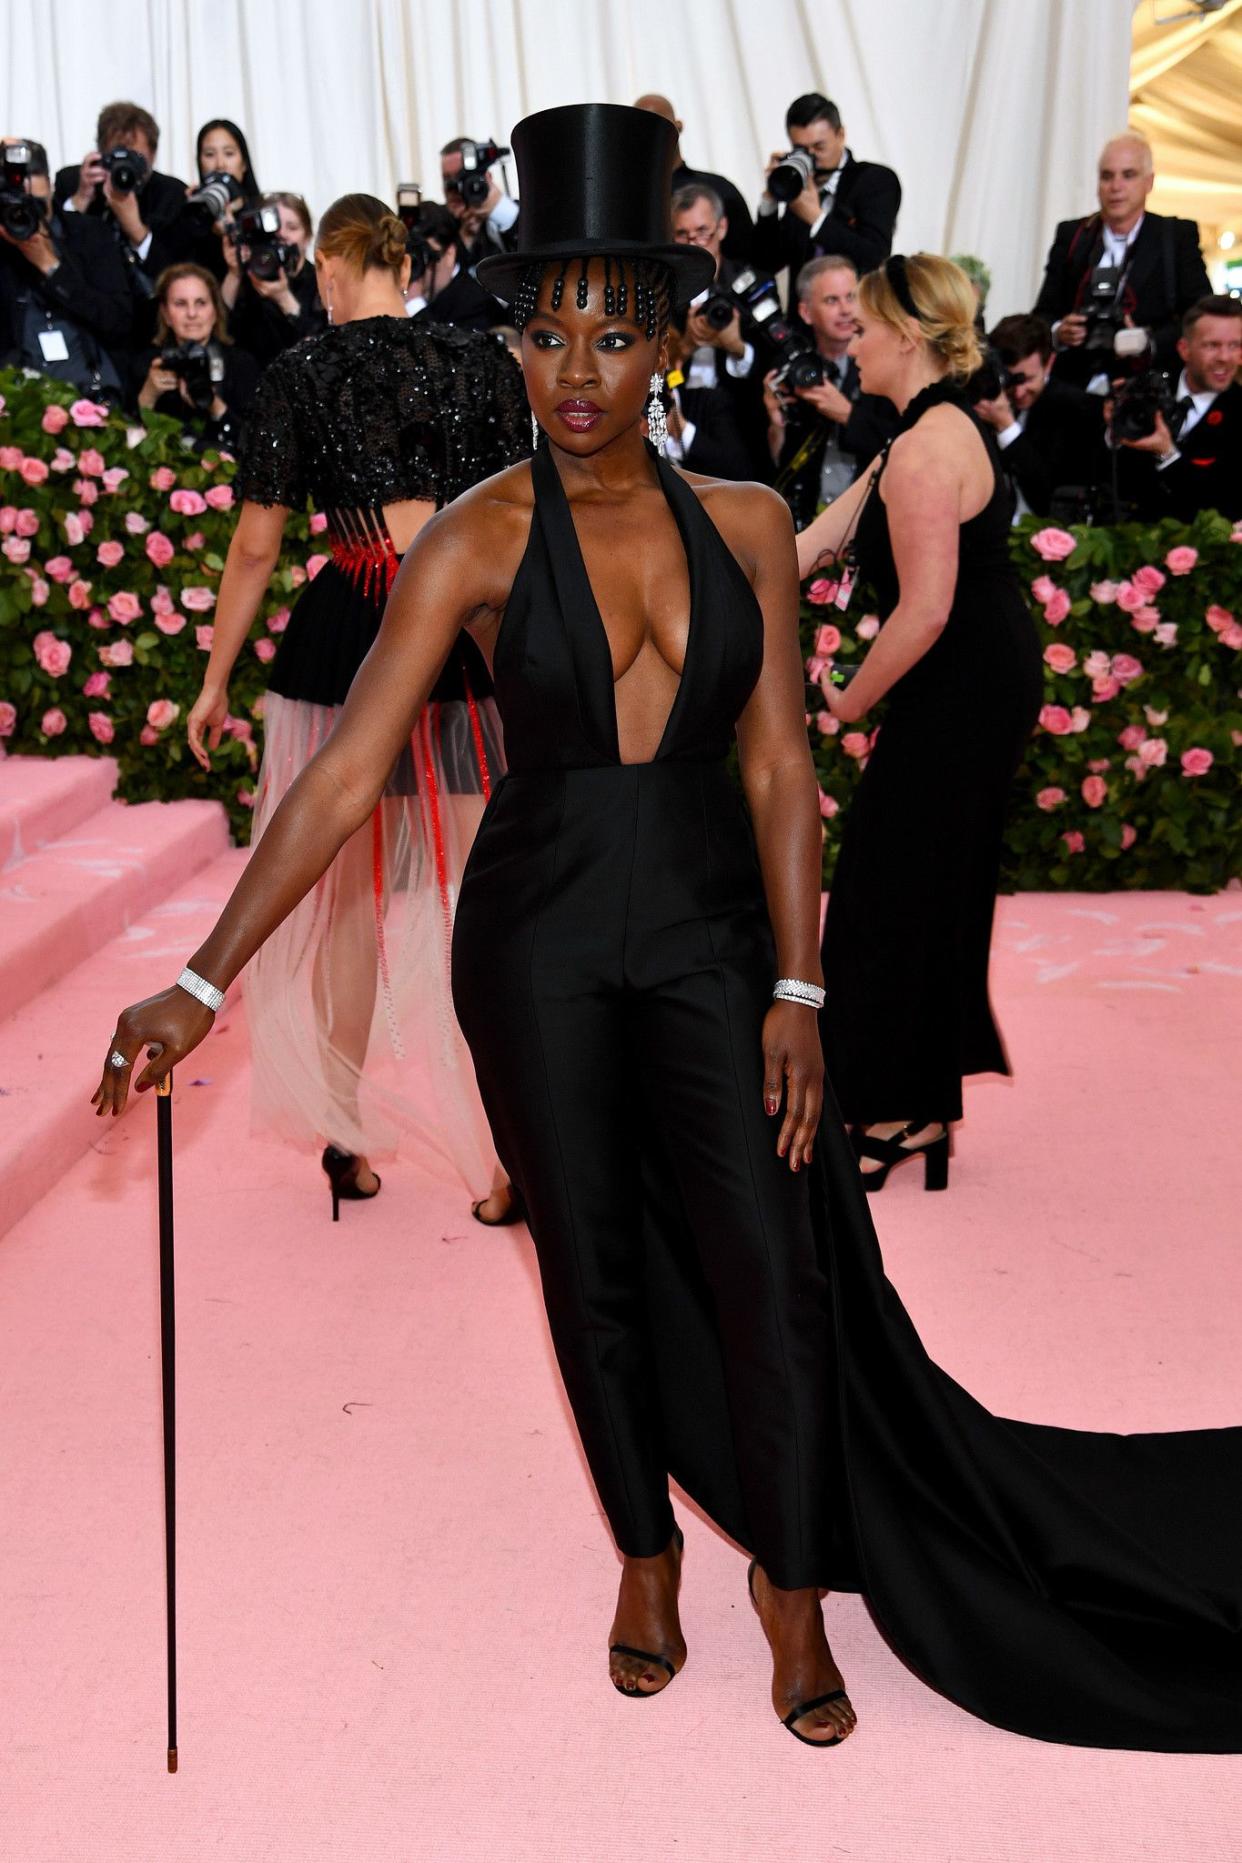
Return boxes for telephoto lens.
[768,147,817,204]
[186,171,243,227]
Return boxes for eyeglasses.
[674,223,720,246]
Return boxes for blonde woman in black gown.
[95,110,1241,1754]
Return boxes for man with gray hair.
[1033,129,1209,391]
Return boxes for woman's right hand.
[91,987,217,1117]
[139,359,178,410]
[187,680,229,770]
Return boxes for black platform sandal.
[471,1184,527,1227]
[854,1120,950,1193]
[747,1561,851,1748]
[321,1145,382,1222]
[609,1524,685,1698]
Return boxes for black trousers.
[452,762,834,1588]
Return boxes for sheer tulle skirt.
[244,689,503,1198]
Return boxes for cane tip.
[167,1747,178,1773]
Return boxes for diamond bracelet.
[176,965,225,1014]
[773,978,826,1010]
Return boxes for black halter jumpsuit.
[451,442,1242,1754]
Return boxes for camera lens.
[1,194,43,242]
[769,148,816,205]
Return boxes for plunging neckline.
[535,444,697,766]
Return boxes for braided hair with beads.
[511,255,672,339]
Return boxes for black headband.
[885,253,921,322]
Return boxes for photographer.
[166,118,262,282]
[439,136,519,269]
[405,202,505,331]
[635,92,753,263]
[972,312,1104,520]
[1117,296,1242,522]
[1034,131,1209,393]
[53,101,188,287]
[133,262,259,454]
[0,138,131,398]
[226,193,326,367]
[662,185,769,481]
[753,92,900,299]
[763,254,896,529]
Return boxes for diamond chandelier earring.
[326,281,335,326]
[646,371,667,455]
[531,411,541,449]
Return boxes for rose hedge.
[1,366,1239,885]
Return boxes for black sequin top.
[236,314,530,516]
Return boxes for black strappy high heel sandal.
[609,1524,685,1699]
[321,1145,382,1222]
[854,1120,950,1193]
[471,1184,527,1227]
[747,1561,851,1748]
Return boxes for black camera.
[725,266,822,386]
[699,290,735,331]
[445,139,509,209]
[966,347,1025,406]
[235,204,296,281]
[0,142,46,241]
[1081,259,1129,355]
[768,147,818,204]
[100,145,150,196]
[159,340,220,414]
[396,182,423,229]
[1107,370,1184,447]
[185,170,244,228]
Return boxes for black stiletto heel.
[854,1121,950,1193]
[747,1561,851,1748]
[609,1524,684,1698]
[321,1145,382,1221]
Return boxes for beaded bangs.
[512,254,673,339]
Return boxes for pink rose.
[41,404,70,434]
[1129,605,1160,634]
[1180,748,1214,778]
[1043,588,1071,626]
[15,508,39,537]
[150,585,175,616]
[1138,737,1168,768]
[77,448,106,477]
[2,536,30,564]
[204,484,234,510]
[149,467,177,493]
[0,506,13,533]
[250,695,265,719]
[856,615,880,640]
[815,709,839,736]
[185,531,205,551]
[309,511,328,534]
[306,553,329,581]
[83,671,110,698]
[1030,526,1076,561]
[1118,724,1146,751]
[33,631,72,676]
[29,576,48,606]
[1115,581,1144,613]
[86,607,108,629]
[1132,564,1166,597]
[154,612,186,635]
[1030,574,1057,604]
[1043,642,1076,674]
[1164,546,1197,576]
[145,531,175,568]
[225,716,253,744]
[0,701,15,737]
[139,725,160,746]
[806,577,839,606]
[1082,650,1110,680]
[236,786,256,809]
[107,591,142,624]
[125,511,150,535]
[88,711,114,744]
[1223,623,1242,651]
[19,457,50,486]
[1081,775,1107,808]
[101,468,129,493]
[266,606,290,634]
[1090,579,1119,605]
[1036,786,1066,811]
[97,640,133,668]
[1120,824,1137,850]
[1205,604,1235,635]
[50,448,75,473]
[288,564,306,586]
[254,636,278,663]
[818,789,839,819]
[195,625,214,652]
[168,488,207,516]
[41,707,67,737]
[180,586,216,612]
[1061,831,1085,855]
[1087,758,1110,773]
[1144,706,1169,727]
[1111,653,1143,685]
[96,539,125,568]
[1153,622,1178,647]
[146,698,180,731]
[0,446,23,470]
[63,512,88,547]
[841,731,870,760]
[1069,707,1091,733]
[67,579,93,610]
[69,399,109,428]
[1038,704,1073,735]
[73,479,98,508]
[1092,676,1121,702]
[814,623,842,657]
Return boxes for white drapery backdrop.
[4,0,1134,321]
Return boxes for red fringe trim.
[330,537,400,600]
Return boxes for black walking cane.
[155,1071,178,1772]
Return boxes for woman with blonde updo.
[797,253,1042,1187]
[185,191,531,1221]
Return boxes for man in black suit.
[1119,296,1242,522]
[763,255,896,530]
[662,185,769,481]
[634,93,753,264]
[405,203,506,333]
[1034,131,1210,391]
[973,313,1105,519]
[753,92,900,301]
[439,137,520,271]
[53,100,188,290]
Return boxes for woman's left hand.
[762,1002,824,1171]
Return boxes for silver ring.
[109,1049,128,1070]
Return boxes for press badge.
[834,567,855,611]
[38,328,70,363]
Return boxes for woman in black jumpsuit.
[97,107,1242,1756]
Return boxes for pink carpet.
[1,764,1240,1861]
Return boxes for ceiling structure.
[1129,0,1242,278]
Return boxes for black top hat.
[475,103,716,308]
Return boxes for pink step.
[0,845,249,1241]
[0,755,119,870]
[0,797,230,1022]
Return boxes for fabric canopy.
[1130,0,1242,273]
